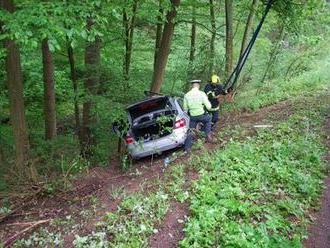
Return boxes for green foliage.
[0,0,329,221]
[231,44,330,112]
[180,98,328,247]
[13,229,63,248]
[73,232,109,248]
[73,190,169,247]
[165,164,190,202]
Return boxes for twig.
[10,211,39,218]
[5,220,47,226]
[4,219,52,247]
[0,196,36,224]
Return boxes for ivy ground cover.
[181,96,329,247]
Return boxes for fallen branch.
[254,124,273,128]
[4,219,52,247]
[5,221,45,226]
[0,196,36,224]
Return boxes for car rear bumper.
[127,128,188,159]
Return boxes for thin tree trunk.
[261,26,285,83]
[209,0,216,75]
[153,0,164,72]
[150,0,180,94]
[186,6,196,91]
[1,0,30,169]
[123,0,138,83]
[42,39,57,140]
[67,42,80,133]
[0,146,4,165]
[80,19,101,157]
[0,129,5,165]
[189,7,196,64]
[240,0,259,58]
[225,0,233,77]
[123,9,129,80]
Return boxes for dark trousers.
[184,113,211,151]
[210,110,219,129]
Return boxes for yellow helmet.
[211,74,220,84]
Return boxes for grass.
[180,96,328,247]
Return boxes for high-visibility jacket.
[183,87,212,117]
[204,83,226,111]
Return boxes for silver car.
[116,95,189,159]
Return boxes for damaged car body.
[113,95,189,159]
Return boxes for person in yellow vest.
[204,74,229,130]
[183,79,213,152]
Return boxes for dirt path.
[304,114,330,248]
[2,98,326,247]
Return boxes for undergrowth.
[74,190,170,247]
[180,96,328,247]
[230,42,330,112]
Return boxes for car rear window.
[127,97,171,120]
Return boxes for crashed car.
[114,94,189,159]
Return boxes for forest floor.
[0,94,329,247]
[304,114,330,248]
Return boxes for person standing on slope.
[204,74,229,130]
[183,79,213,152]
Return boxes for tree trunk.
[0,146,4,165]
[153,0,164,72]
[261,26,285,83]
[150,0,180,94]
[42,39,57,140]
[67,42,80,133]
[186,6,196,91]
[189,7,196,64]
[80,19,101,157]
[239,0,259,58]
[123,0,138,83]
[225,0,233,77]
[1,0,30,169]
[209,0,216,75]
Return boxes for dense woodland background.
[0,0,329,190]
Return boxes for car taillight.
[125,135,134,144]
[174,118,186,129]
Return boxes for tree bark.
[225,0,233,77]
[189,7,196,64]
[42,39,57,140]
[0,0,30,168]
[0,145,4,165]
[209,0,216,75]
[150,0,180,94]
[80,19,101,157]
[186,5,196,91]
[239,0,259,58]
[67,41,80,133]
[153,0,164,72]
[123,0,138,82]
